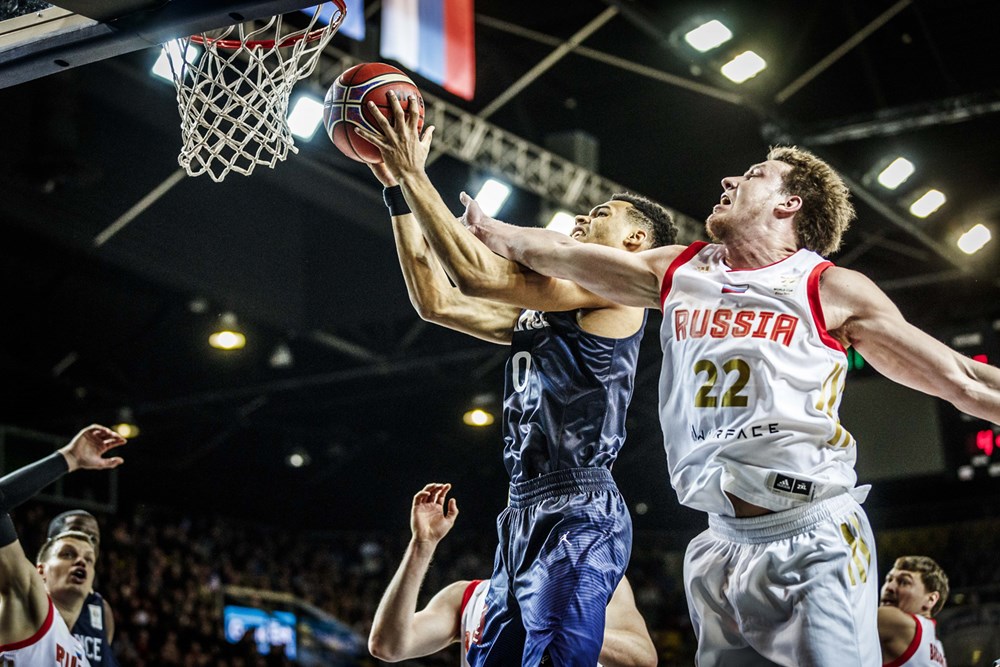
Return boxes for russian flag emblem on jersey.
[380,0,476,100]
[722,284,750,294]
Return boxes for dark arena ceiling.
[0,0,998,531]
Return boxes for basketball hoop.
[164,1,346,182]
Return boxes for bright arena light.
[463,408,495,427]
[546,211,577,235]
[721,51,767,83]
[209,330,246,350]
[684,20,733,52]
[287,95,325,140]
[957,223,992,255]
[909,189,946,218]
[286,449,311,468]
[113,422,140,439]
[474,179,512,217]
[152,39,199,81]
[876,157,915,190]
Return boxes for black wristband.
[383,185,411,217]
[0,451,69,514]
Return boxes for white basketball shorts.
[683,493,880,666]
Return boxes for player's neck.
[720,237,796,270]
[718,217,797,269]
[52,593,86,629]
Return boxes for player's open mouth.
[879,598,896,606]
[69,568,87,583]
[570,226,586,239]
[720,193,732,206]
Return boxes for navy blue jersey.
[73,590,117,667]
[502,309,645,483]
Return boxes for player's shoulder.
[878,605,918,636]
[641,243,690,264]
[818,265,893,315]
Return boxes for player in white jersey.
[879,556,948,666]
[0,425,127,666]
[368,483,657,667]
[461,146,1000,666]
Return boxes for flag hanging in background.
[303,0,365,42]
[380,0,476,100]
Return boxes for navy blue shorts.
[467,467,632,667]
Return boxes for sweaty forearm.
[962,357,1000,423]
[0,452,69,514]
[397,171,502,289]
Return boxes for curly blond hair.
[768,146,854,256]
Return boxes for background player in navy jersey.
[368,483,657,667]
[0,424,126,665]
[462,146,1000,666]
[879,556,949,666]
[47,510,118,666]
[356,93,675,666]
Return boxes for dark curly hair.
[768,146,854,256]
[611,192,677,248]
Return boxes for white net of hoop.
[164,2,346,182]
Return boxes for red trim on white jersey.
[660,241,707,310]
[0,597,55,651]
[884,613,922,667]
[460,580,482,616]
[806,261,846,353]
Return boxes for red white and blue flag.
[380,0,476,100]
[722,284,750,294]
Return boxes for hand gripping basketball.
[323,62,425,163]
[354,90,435,178]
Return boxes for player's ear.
[36,563,46,577]
[775,195,802,218]
[624,228,647,251]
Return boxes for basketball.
[323,62,425,163]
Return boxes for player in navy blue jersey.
[46,510,117,667]
[356,92,675,666]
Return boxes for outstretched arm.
[462,194,684,309]
[357,94,621,314]
[369,483,464,662]
[823,266,1000,423]
[371,163,520,344]
[600,577,658,667]
[0,425,126,644]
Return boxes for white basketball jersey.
[887,615,947,667]
[0,597,91,666]
[460,580,489,667]
[658,242,869,515]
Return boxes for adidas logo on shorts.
[770,473,814,499]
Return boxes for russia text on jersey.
[674,308,798,347]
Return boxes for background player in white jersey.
[879,556,949,666]
[368,483,657,667]
[46,510,118,666]
[460,146,1000,666]
[0,424,126,665]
